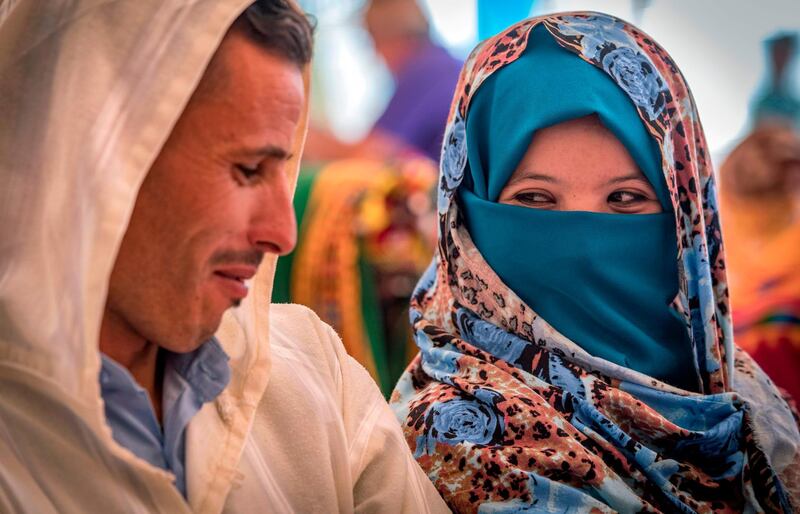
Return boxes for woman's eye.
[608,190,646,205]
[235,163,260,180]
[513,191,555,207]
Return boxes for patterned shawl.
[391,12,800,513]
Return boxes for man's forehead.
[195,23,304,105]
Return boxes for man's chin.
[161,299,242,353]
[159,319,224,354]
[202,303,241,338]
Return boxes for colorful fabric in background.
[719,126,800,402]
[272,159,436,395]
[391,12,800,513]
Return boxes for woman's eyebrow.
[608,173,649,184]
[508,172,558,185]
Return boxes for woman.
[391,12,800,512]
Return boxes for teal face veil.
[459,24,697,390]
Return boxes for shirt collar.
[164,337,230,404]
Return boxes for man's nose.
[248,170,297,256]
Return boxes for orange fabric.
[719,126,800,400]
[721,192,800,325]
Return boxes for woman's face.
[498,115,662,214]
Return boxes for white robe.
[0,1,449,512]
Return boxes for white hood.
[0,1,308,511]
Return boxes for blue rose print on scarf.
[555,15,668,122]
[546,354,586,399]
[555,15,630,61]
[413,326,461,379]
[601,46,666,121]
[432,398,502,445]
[411,261,438,304]
[478,473,615,513]
[419,343,462,378]
[438,113,467,213]
[682,232,722,380]
[416,390,505,456]
[456,309,528,364]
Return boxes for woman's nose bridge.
[560,189,603,212]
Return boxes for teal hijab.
[460,25,697,390]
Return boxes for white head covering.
[0,1,309,511]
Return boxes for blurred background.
[299,0,799,158]
[275,0,800,398]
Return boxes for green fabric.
[357,252,393,396]
[460,24,696,389]
[272,165,393,396]
[271,167,320,304]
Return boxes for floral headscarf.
[391,12,800,512]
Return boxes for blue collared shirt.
[99,338,231,497]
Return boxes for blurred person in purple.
[365,0,463,160]
[305,0,462,162]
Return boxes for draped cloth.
[0,3,260,511]
[391,12,800,513]
[0,2,448,512]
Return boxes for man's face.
[105,29,304,353]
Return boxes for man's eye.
[235,164,260,179]
[608,190,646,204]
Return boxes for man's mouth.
[212,266,257,301]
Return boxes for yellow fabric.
[291,158,433,385]
[291,160,386,380]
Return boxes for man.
[0,1,448,512]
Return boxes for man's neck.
[99,311,164,422]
